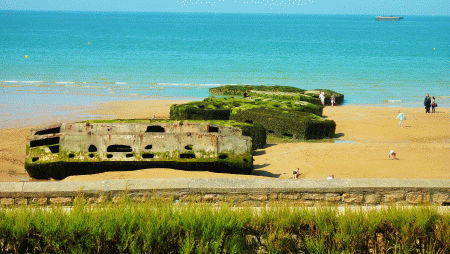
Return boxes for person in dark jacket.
[424,94,432,113]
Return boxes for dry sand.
[0,100,448,182]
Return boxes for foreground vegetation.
[1,197,449,253]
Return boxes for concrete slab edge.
[0,179,448,198]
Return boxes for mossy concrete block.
[31,197,48,205]
[302,193,324,200]
[225,194,247,202]
[325,193,341,202]
[433,193,450,203]
[384,192,405,203]
[1,198,15,205]
[0,182,24,197]
[249,194,269,201]
[203,194,222,201]
[280,193,300,200]
[342,193,364,203]
[49,197,73,205]
[15,198,28,205]
[364,194,382,204]
[406,193,424,204]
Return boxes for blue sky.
[1,0,449,15]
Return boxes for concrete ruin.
[25,120,253,180]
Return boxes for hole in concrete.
[180,153,195,159]
[145,145,153,150]
[185,145,193,150]
[146,125,165,133]
[142,153,154,159]
[245,120,253,124]
[208,126,219,133]
[126,153,133,158]
[35,127,61,136]
[218,154,228,159]
[107,154,113,159]
[32,157,39,162]
[88,145,97,152]
[49,145,59,153]
[107,145,132,153]
[68,154,75,158]
[30,137,60,148]
[282,133,293,138]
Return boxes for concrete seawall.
[1,179,449,206]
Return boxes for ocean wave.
[384,100,403,103]
[23,81,44,84]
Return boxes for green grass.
[266,134,335,144]
[1,196,449,253]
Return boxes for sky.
[0,0,449,15]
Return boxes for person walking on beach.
[396,110,406,128]
[424,94,432,113]
[431,96,437,113]
[330,93,335,107]
[293,168,301,179]
[319,91,325,106]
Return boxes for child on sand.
[389,150,397,160]
[396,110,406,128]
[293,168,301,179]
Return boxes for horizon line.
[1,10,448,16]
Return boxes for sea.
[1,11,449,128]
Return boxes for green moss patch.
[231,108,336,140]
[209,84,306,96]
[170,96,322,119]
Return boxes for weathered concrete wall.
[1,179,449,206]
[26,121,253,179]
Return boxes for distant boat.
[375,16,403,21]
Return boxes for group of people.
[292,168,334,179]
[319,91,336,107]
[424,94,437,113]
[292,93,440,180]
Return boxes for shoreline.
[0,99,449,182]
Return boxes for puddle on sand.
[334,140,358,144]
[10,174,30,182]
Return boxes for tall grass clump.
[0,197,449,253]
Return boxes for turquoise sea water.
[1,11,449,127]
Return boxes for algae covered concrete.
[26,121,253,180]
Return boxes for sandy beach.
[0,100,449,182]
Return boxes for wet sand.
[1,100,448,182]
